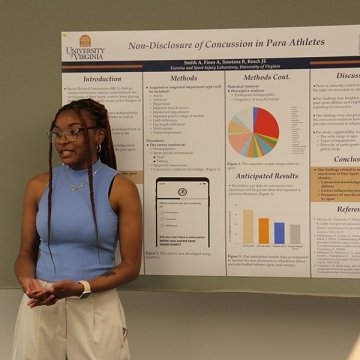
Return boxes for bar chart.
[242,209,301,245]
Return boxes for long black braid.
[47,98,117,271]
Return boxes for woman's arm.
[91,174,143,291]
[14,173,49,296]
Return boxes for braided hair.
[47,98,116,271]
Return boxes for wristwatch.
[78,280,92,299]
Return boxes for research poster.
[61,25,360,278]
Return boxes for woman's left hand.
[27,280,81,307]
[48,280,81,299]
[27,288,57,308]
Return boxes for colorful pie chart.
[228,107,279,158]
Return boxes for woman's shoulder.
[26,171,50,199]
[112,173,138,192]
[29,171,50,185]
[110,174,140,204]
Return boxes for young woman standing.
[13,98,142,359]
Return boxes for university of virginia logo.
[66,34,105,60]
[80,34,91,47]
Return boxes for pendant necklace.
[64,163,103,192]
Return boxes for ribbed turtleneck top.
[36,159,119,282]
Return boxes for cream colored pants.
[12,282,130,360]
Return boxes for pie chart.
[228,107,279,158]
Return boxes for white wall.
[2,289,359,360]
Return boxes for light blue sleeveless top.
[36,159,119,282]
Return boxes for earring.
[97,143,102,153]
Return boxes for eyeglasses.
[47,126,98,143]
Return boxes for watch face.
[80,291,91,299]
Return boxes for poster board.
[62,26,360,282]
[2,0,360,296]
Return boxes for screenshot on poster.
[155,177,210,248]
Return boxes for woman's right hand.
[19,276,42,295]
[19,277,56,307]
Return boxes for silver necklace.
[64,163,103,192]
